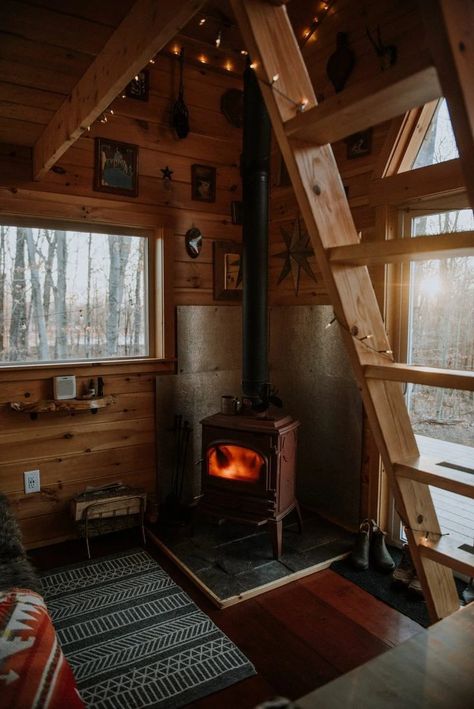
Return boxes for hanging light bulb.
[215,29,222,48]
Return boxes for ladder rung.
[395,456,474,499]
[418,536,474,577]
[284,51,440,145]
[370,158,464,205]
[364,364,474,390]
[328,231,474,265]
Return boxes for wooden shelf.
[10,396,115,417]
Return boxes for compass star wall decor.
[274,217,318,295]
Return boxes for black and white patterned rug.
[40,549,255,708]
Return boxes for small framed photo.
[125,70,149,101]
[94,138,138,197]
[345,129,372,159]
[191,164,216,203]
[213,240,242,301]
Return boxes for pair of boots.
[350,519,395,572]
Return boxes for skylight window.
[411,98,459,169]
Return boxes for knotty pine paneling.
[0,0,408,546]
[0,369,158,548]
[0,47,246,546]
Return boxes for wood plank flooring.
[29,530,423,708]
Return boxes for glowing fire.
[208,445,264,483]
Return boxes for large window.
[0,225,148,365]
[403,207,474,446]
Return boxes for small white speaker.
[53,375,76,400]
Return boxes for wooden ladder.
[230,0,474,623]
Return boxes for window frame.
[0,217,171,371]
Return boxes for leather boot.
[371,521,395,572]
[350,519,371,570]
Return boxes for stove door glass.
[208,444,264,483]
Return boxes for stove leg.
[295,501,303,534]
[269,519,283,559]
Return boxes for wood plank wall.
[0,0,426,546]
[0,50,244,547]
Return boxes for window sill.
[0,357,177,381]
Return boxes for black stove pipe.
[241,64,271,405]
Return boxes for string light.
[199,17,206,26]
[149,58,155,64]
[241,49,248,56]
[224,60,234,72]
[215,29,222,48]
[250,65,313,114]
[301,0,335,47]
[325,313,394,359]
[198,54,208,64]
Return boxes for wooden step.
[284,50,441,145]
[395,456,474,499]
[364,363,474,390]
[418,536,474,577]
[328,231,474,265]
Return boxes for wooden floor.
[29,529,423,708]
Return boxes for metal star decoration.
[274,217,318,295]
[161,166,174,181]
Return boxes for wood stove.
[199,62,301,559]
[200,412,301,559]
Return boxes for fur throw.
[0,493,42,594]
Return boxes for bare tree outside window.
[407,209,474,447]
[0,227,147,364]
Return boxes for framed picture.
[191,164,216,203]
[94,138,138,197]
[213,240,242,301]
[345,129,373,159]
[125,70,149,101]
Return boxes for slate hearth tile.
[214,534,275,575]
[236,561,290,591]
[280,538,353,572]
[169,541,216,572]
[283,517,348,553]
[197,566,246,599]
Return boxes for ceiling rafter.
[33,0,205,180]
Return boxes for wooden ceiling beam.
[32,0,205,180]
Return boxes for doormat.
[331,547,467,628]
[149,512,354,607]
[40,549,255,708]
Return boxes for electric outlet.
[24,469,40,494]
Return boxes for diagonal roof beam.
[33,0,205,180]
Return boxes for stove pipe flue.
[241,63,271,405]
